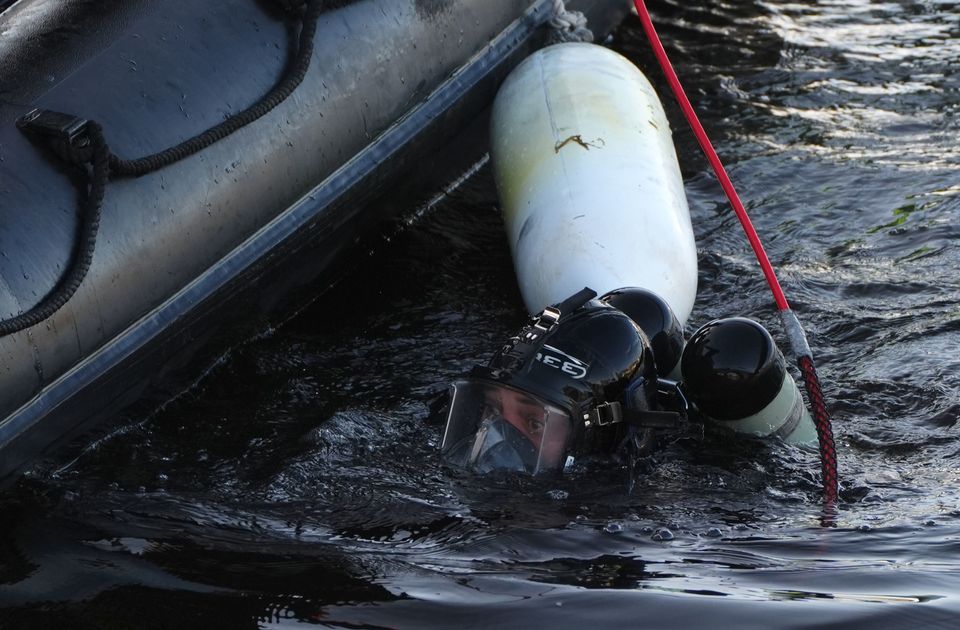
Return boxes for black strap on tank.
[1,0,322,336]
[553,287,597,318]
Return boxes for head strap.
[586,402,681,430]
[493,287,598,375]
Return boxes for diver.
[439,286,818,475]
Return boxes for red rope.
[632,0,838,504]
[632,0,788,311]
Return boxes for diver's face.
[483,388,569,468]
[440,380,574,474]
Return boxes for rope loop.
[548,0,594,43]
[5,1,323,335]
[110,0,323,177]
[0,119,110,336]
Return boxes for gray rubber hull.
[0,0,630,483]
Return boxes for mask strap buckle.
[528,286,597,337]
[586,401,623,427]
[532,305,561,332]
[656,378,689,413]
[586,402,683,430]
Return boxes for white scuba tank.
[490,43,698,325]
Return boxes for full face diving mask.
[440,288,669,475]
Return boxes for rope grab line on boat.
[1,0,321,337]
[632,0,838,506]
[1,0,591,338]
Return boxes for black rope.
[2,1,322,336]
[0,123,110,336]
[110,0,323,176]
[798,354,839,505]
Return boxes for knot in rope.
[548,0,593,43]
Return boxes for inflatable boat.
[0,0,632,484]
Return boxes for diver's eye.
[525,417,545,435]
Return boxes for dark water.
[3,0,960,627]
